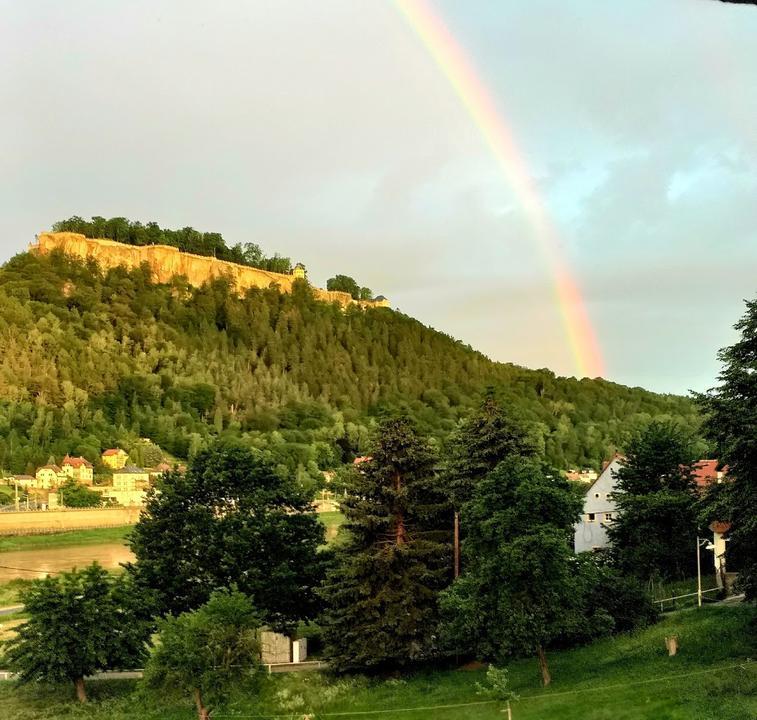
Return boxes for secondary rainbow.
[395,0,605,378]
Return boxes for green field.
[0,526,133,554]
[1,604,754,719]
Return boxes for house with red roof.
[101,448,129,469]
[62,455,94,484]
[692,460,728,489]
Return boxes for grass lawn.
[0,604,754,719]
[0,526,133,554]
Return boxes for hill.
[0,247,698,478]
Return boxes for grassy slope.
[1,605,754,719]
[0,526,133,553]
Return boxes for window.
[594,492,601,498]
[604,512,614,521]
[587,513,596,522]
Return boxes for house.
[102,448,129,469]
[112,465,150,491]
[292,262,307,280]
[573,456,623,553]
[693,460,728,489]
[566,468,599,484]
[61,455,94,484]
[10,474,36,489]
[35,464,66,489]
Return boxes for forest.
[51,216,293,273]
[0,247,700,482]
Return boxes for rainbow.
[395,0,605,379]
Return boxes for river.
[0,543,135,582]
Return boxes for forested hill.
[0,249,698,480]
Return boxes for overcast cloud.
[1,0,755,394]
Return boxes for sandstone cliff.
[31,233,389,309]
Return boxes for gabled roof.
[585,454,624,495]
[38,464,62,473]
[115,465,147,474]
[62,455,93,469]
[102,448,126,457]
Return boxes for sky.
[1,0,756,395]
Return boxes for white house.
[573,456,622,554]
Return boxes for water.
[0,543,135,582]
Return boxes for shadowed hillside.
[0,248,698,478]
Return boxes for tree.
[696,297,757,599]
[326,274,361,299]
[128,443,326,627]
[320,417,452,671]
[444,395,539,576]
[58,478,101,507]
[607,420,699,581]
[440,457,582,686]
[3,564,153,702]
[145,589,261,720]
[445,395,539,508]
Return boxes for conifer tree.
[696,297,757,600]
[320,417,452,671]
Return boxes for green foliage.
[128,444,326,627]
[144,589,261,720]
[696,296,757,600]
[52,216,292,272]
[441,457,582,681]
[0,249,699,479]
[607,420,699,581]
[475,665,517,703]
[58,478,102,507]
[444,395,539,507]
[1,564,154,702]
[320,418,452,671]
[326,274,373,300]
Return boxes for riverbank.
[0,526,132,553]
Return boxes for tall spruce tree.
[607,420,698,581]
[320,417,452,672]
[696,297,757,600]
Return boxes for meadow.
[1,604,754,720]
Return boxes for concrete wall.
[0,506,142,535]
[32,233,389,310]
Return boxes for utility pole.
[696,535,702,607]
[453,510,460,578]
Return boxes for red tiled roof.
[353,456,372,465]
[62,455,93,469]
[693,460,728,488]
[102,448,125,457]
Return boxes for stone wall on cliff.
[30,233,389,309]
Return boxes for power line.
[210,659,755,718]
[0,563,60,575]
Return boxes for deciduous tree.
[3,564,153,702]
[145,589,261,720]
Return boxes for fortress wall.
[0,506,143,535]
[30,233,385,309]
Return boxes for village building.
[34,463,66,489]
[101,448,129,469]
[112,465,150,491]
[573,456,622,554]
[61,455,94,484]
[574,456,729,554]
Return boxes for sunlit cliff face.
[32,233,389,309]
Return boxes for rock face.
[30,233,389,309]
